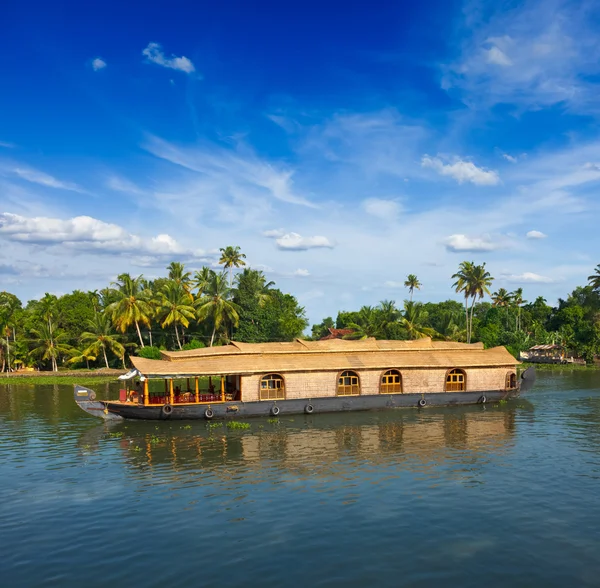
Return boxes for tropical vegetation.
[3,252,600,372]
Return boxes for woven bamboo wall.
[241,366,514,401]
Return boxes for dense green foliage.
[3,258,600,372]
[310,270,600,363]
[0,247,307,372]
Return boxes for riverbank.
[0,369,126,386]
[521,362,600,371]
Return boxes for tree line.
[2,254,600,371]
[312,262,600,362]
[0,246,307,372]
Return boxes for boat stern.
[74,385,124,421]
[519,366,536,394]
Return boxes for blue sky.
[1,0,600,323]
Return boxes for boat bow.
[74,385,123,421]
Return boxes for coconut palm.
[404,274,422,301]
[108,273,152,348]
[234,268,275,307]
[192,267,215,297]
[399,301,438,340]
[492,288,513,329]
[587,264,600,291]
[452,261,476,343]
[29,324,72,372]
[468,263,494,335]
[219,246,247,289]
[195,271,240,347]
[167,262,192,300]
[156,282,196,350]
[345,306,385,339]
[511,287,527,332]
[79,313,125,368]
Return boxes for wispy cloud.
[91,58,107,71]
[526,230,547,239]
[142,43,195,74]
[275,232,334,251]
[443,0,600,112]
[1,163,84,193]
[362,198,402,219]
[262,228,286,238]
[143,135,317,208]
[443,234,508,252]
[0,140,15,149]
[503,272,555,284]
[421,155,500,185]
[502,153,518,163]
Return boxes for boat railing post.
[143,380,149,406]
[169,379,174,405]
[220,375,225,402]
[195,376,199,403]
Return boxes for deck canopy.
[130,338,519,378]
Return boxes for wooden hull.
[76,389,517,421]
[74,367,535,421]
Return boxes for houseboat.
[74,337,536,421]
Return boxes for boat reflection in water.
[80,404,526,485]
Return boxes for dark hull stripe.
[100,390,518,420]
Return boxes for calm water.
[1,371,600,587]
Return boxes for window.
[445,369,466,392]
[506,372,517,389]
[260,374,285,400]
[337,370,360,396]
[381,370,402,394]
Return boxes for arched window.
[260,373,285,400]
[445,368,466,392]
[506,372,517,389]
[337,370,360,396]
[380,370,402,394]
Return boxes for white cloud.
[142,43,195,74]
[526,230,547,239]
[2,163,84,193]
[443,1,600,112]
[143,135,317,208]
[443,234,506,252]
[0,140,15,149]
[362,198,401,219]
[275,232,334,251]
[0,212,198,259]
[262,228,286,238]
[503,153,518,163]
[107,175,144,195]
[293,268,310,277]
[91,58,107,71]
[383,281,405,288]
[486,46,512,66]
[504,272,554,284]
[421,155,500,185]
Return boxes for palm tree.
[195,271,240,346]
[468,263,494,337]
[345,306,384,339]
[234,268,275,307]
[156,282,196,350]
[492,288,513,329]
[167,262,193,300]
[399,301,438,340]
[404,275,422,301]
[79,313,125,368]
[511,288,527,332]
[452,261,476,343]
[588,264,600,291]
[219,246,247,289]
[29,324,71,371]
[108,273,152,348]
[192,267,215,297]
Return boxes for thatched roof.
[131,338,518,378]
